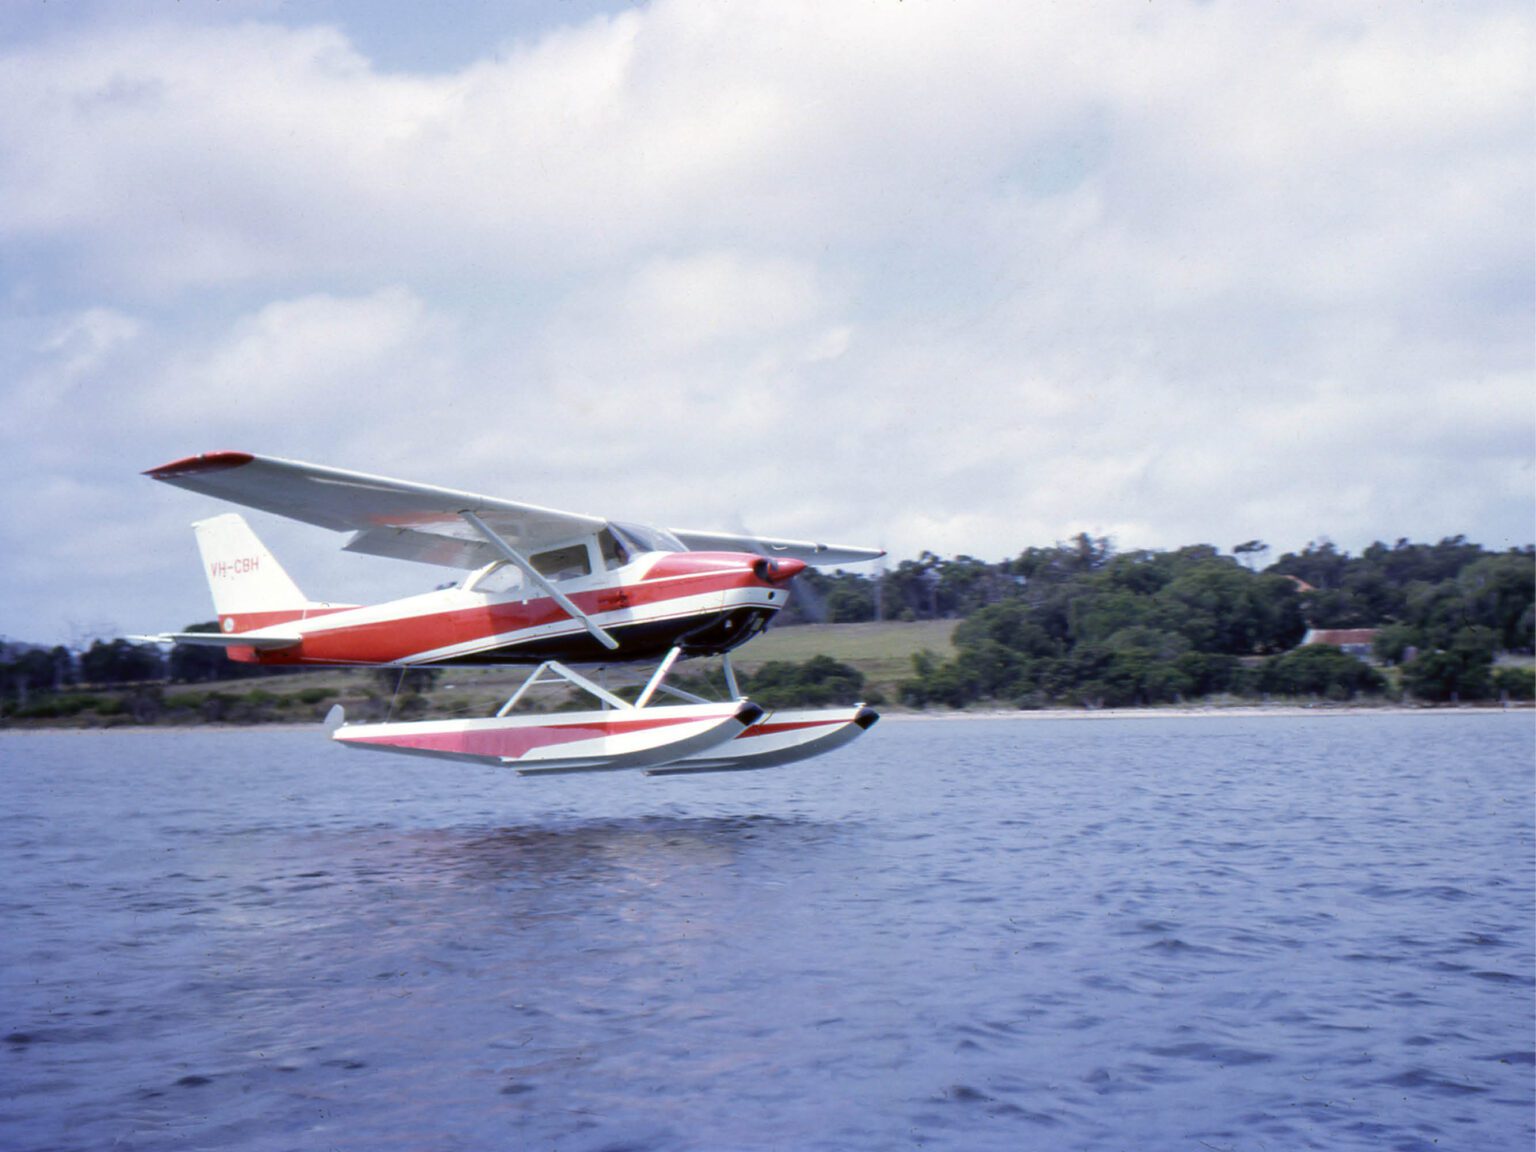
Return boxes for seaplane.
[140,451,883,776]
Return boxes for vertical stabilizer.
[192,513,309,629]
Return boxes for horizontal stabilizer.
[130,631,302,650]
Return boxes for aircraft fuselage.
[218,551,800,666]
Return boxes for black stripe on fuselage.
[423,607,777,666]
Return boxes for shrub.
[1259,644,1385,700]
[1402,649,1495,702]
[1492,665,1535,702]
[745,655,866,708]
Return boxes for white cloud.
[0,307,147,470]
[0,0,1529,642]
[144,286,457,435]
[617,251,826,356]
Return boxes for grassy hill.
[732,620,958,686]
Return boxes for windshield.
[609,521,685,555]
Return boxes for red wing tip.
[144,451,255,479]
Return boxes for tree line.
[791,534,1534,708]
[0,629,293,704]
[3,534,1532,712]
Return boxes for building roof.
[1302,628,1379,647]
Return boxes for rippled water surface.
[2,714,1532,1151]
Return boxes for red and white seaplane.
[141,451,882,775]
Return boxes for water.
[1,714,1531,1151]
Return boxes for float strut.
[635,647,684,708]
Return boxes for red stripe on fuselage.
[246,563,772,665]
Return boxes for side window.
[598,527,631,571]
[530,542,593,581]
[469,562,525,595]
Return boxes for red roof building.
[1301,628,1379,657]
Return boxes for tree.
[1071,588,1152,644]
[824,573,877,623]
[1457,553,1536,652]
[934,555,1014,616]
[1271,540,1350,590]
[1297,586,1375,629]
[1,645,75,701]
[1233,540,1269,570]
[169,623,234,682]
[1259,644,1385,701]
[953,600,1059,658]
[1402,649,1493,702]
[79,639,164,685]
[1267,537,1532,651]
[1371,623,1418,665]
[881,557,940,620]
[1491,665,1535,702]
[1153,561,1302,654]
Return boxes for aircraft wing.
[146,451,884,571]
[667,528,884,567]
[145,451,606,570]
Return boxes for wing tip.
[144,450,255,480]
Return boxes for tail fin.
[192,513,311,631]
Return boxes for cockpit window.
[597,527,631,571]
[609,521,685,555]
[530,543,592,580]
[468,561,525,594]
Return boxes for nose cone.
[752,556,808,585]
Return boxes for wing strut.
[460,511,621,651]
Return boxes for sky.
[1,0,1531,646]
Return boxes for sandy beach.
[877,702,1533,722]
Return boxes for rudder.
[192,513,310,630]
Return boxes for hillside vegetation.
[3,535,1531,723]
[887,536,1533,709]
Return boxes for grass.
[732,620,958,684]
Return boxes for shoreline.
[3,701,1530,735]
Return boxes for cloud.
[144,286,458,437]
[615,252,827,356]
[0,0,1530,642]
